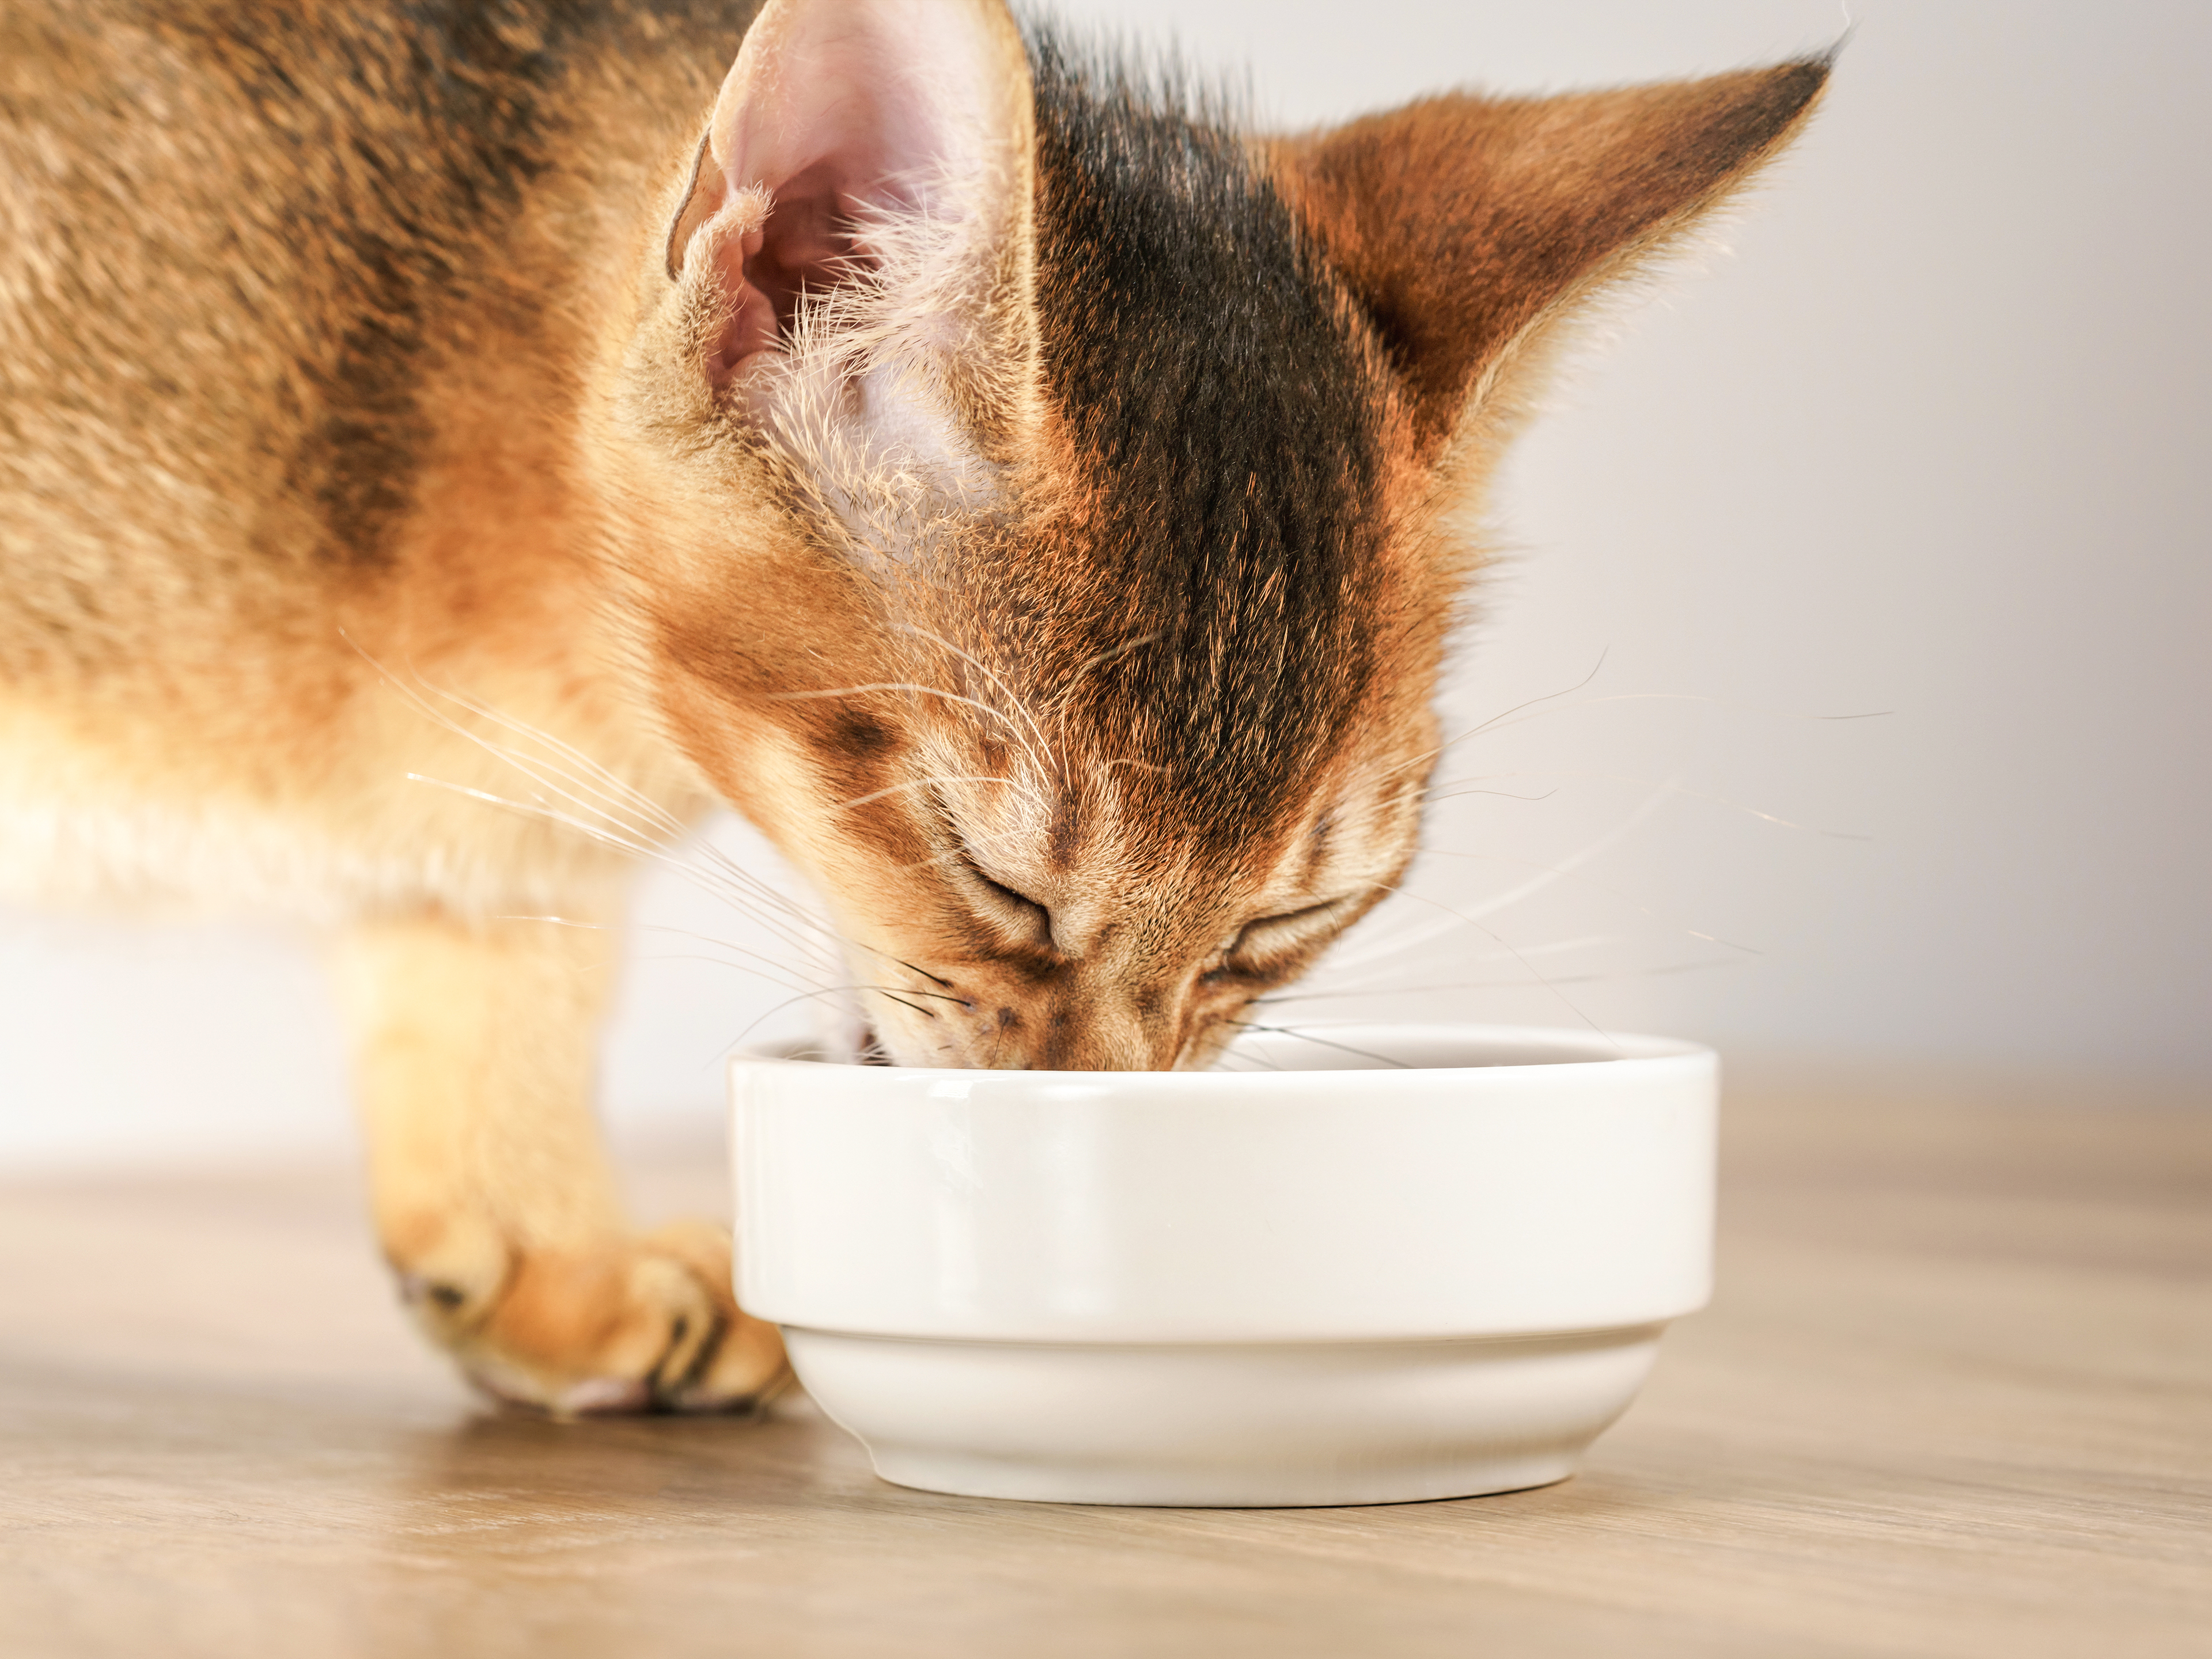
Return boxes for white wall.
[5,0,2207,1168]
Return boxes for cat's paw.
[395,1219,789,1416]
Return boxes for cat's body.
[1,0,726,921]
[2,0,1824,1411]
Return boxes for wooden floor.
[2,1071,2206,1659]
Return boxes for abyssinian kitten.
[1,0,1827,1413]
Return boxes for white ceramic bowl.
[729,1025,1715,1507]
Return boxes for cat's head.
[603,0,1825,1069]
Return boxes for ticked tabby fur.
[0,0,1826,1412]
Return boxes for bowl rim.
[728,1021,1714,1084]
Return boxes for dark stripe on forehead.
[1022,33,1387,840]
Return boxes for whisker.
[1227,1023,1415,1069]
[707,987,902,1072]
[1387,647,1891,795]
[704,979,971,1074]
[1456,680,1891,753]
[406,775,827,960]
[355,645,698,855]
[891,623,1061,780]
[837,775,1025,812]
[1411,847,1762,956]
[619,950,820,987]
[493,914,825,992]
[1381,890,1622,1052]
[1256,957,1745,1005]
[1431,690,1895,757]
[357,643,855,961]
[1422,776,1684,929]
[1298,931,1656,995]
[1323,775,1687,978]
[1214,1040,1288,1072]
[1316,776,1739,980]
[406,672,695,838]
[625,921,848,986]
[1426,785,1561,804]
[1430,768,1869,840]
[1381,650,1611,782]
[1555,692,1893,722]
[406,774,662,857]
[349,636,927,1005]
[353,641,746,882]
[1307,909,1476,976]
[685,838,855,950]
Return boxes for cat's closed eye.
[957,846,1055,948]
[1207,898,1358,982]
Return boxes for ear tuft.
[670,0,1035,394]
[657,0,1039,561]
[1272,56,1832,457]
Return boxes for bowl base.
[785,1323,1665,1508]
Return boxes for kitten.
[0,0,1826,1413]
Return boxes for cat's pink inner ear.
[695,0,1020,382]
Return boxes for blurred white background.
[4,0,2207,1168]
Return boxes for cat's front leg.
[330,912,787,1414]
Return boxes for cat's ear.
[1270,58,1831,461]
[666,0,1038,455]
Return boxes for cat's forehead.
[1003,46,1402,841]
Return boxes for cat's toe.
[639,1220,793,1413]
[408,1226,790,1417]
